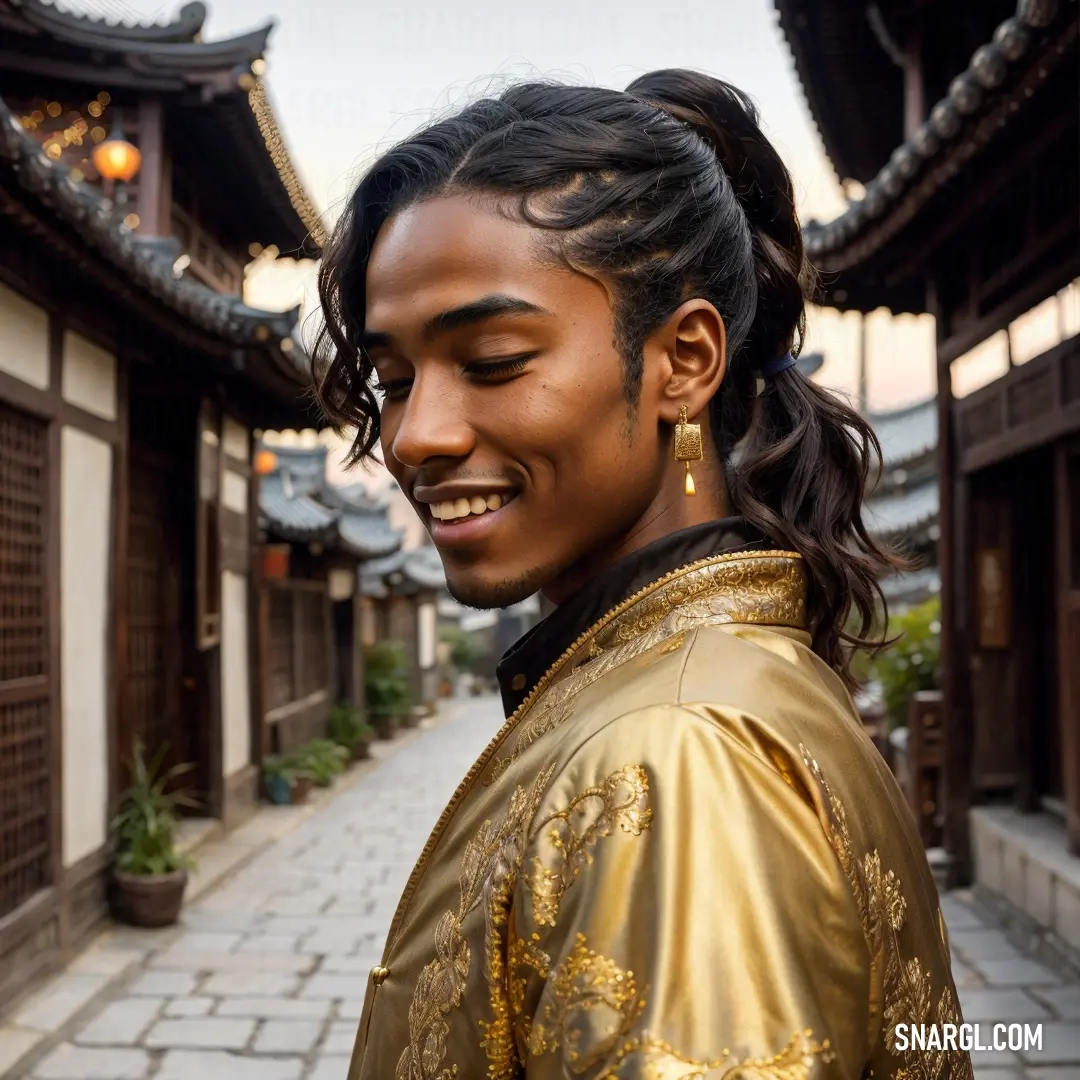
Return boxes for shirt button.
[371,965,391,985]
[511,674,526,691]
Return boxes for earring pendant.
[674,406,703,498]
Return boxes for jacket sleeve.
[507,704,870,1079]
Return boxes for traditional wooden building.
[778,0,1079,953]
[0,1,321,1004]
[256,444,402,751]
[866,397,940,608]
[359,545,446,712]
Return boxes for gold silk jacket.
[348,550,973,1080]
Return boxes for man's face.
[364,195,671,609]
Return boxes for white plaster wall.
[222,417,249,461]
[62,330,117,420]
[419,602,437,669]
[222,470,248,515]
[60,426,112,867]
[0,283,49,389]
[221,570,252,777]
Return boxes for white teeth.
[430,494,510,522]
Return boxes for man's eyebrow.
[362,294,550,352]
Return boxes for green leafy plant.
[872,595,942,730]
[112,741,197,876]
[365,640,412,718]
[328,703,374,752]
[262,754,298,782]
[296,739,349,787]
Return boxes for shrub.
[873,595,942,730]
[365,641,412,718]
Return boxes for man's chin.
[445,567,549,611]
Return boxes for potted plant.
[329,703,375,761]
[262,754,313,805]
[297,739,349,788]
[365,641,412,739]
[110,741,196,928]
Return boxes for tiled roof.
[338,508,403,560]
[865,478,939,539]
[258,472,339,543]
[870,398,937,470]
[799,1,1069,267]
[0,96,308,366]
[358,545,446,595]
[258,445,405,559]
[404,546,447,591]
[880,566,941,607]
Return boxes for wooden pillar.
[932,281,975,886]
[1054,440,1080,852]
[135,98,168,236]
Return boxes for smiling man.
[315,70,972,1080]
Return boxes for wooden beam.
[940,254,1080,366]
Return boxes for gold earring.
[674,405,703,496]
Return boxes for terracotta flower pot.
[112,869,188,928]
[292,774,313,804]
[351,735,373,761]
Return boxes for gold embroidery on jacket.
[483,557,806,786]
[525,933,832,1079]
[527,765,653,927]
[486,700,574,786]
[800,747,973,1080]
[480,766,653,1078]
[396,764,556,1080]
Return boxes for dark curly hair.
[313,68,904,686]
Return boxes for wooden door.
[124,447,192,788]
[0,402,52,919]
[1057,436,1080,851]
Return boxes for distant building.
[0,0,322,1001]
[256,444,404,750]
[865,397,940,609]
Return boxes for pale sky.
[193,0,938,411]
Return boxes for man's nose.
[389,371,475,468]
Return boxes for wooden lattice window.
[0,402,52,919]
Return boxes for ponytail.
[628,69,906,682]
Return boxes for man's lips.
[426,493,518,547]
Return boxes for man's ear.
[645,299,727,425]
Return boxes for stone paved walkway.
[3,695,1079,1079]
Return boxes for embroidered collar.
[496,518,768,716]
